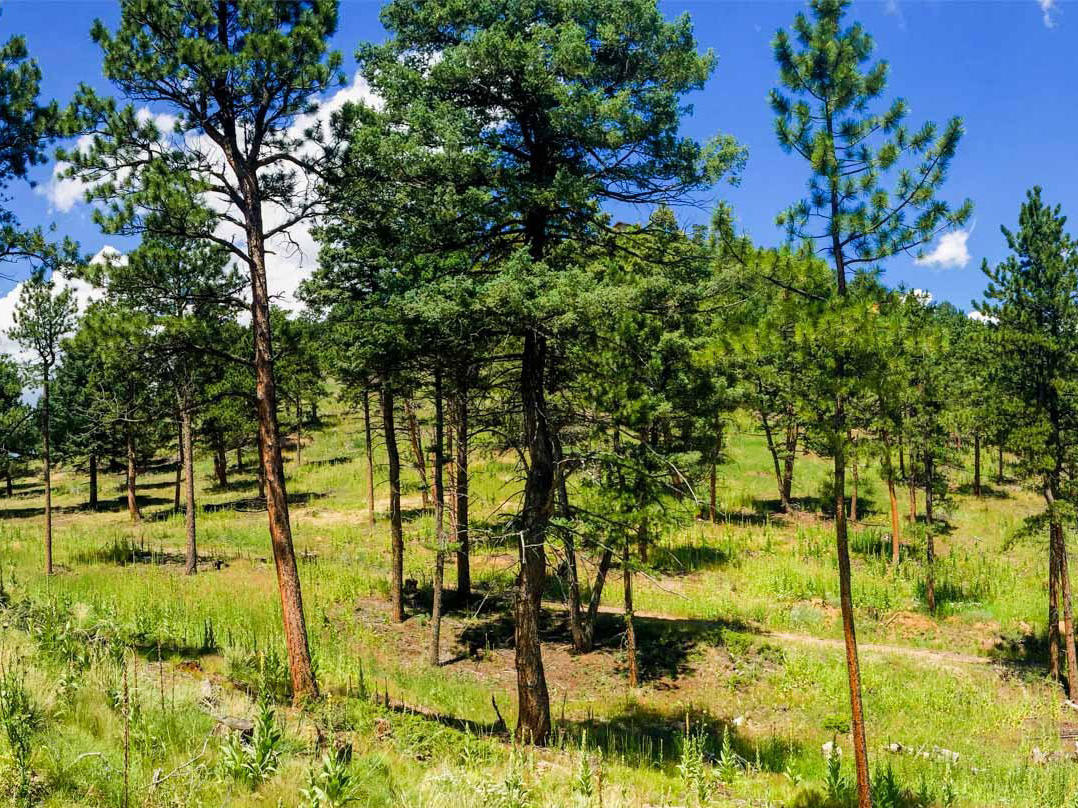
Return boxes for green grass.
[0,403,1070,806]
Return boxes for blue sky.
[2,0,1075,315]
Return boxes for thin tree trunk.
[1054,516,1078,699]
[215,441,228,487]
[88,452,98,511]
[5,470,11,498]
[43,365,53,575]
[430,371,445,666]
[126,426,141,523]
[973,433,982,496]
[850,453,859,523]
[516,329,552,744]
[236,445,242,470]
[888,474,900,564]
[295,397,303,466]
[925,450,935,613]
[383,386,404,623]
[247,214,317,702]
[181,392,197,576]
[623,539,637,689]
[782,424,797,507]
[710,420,722,523]
[997,445,1004,484]
[908,472,917,524]
[363,390,375,534]
[761,410,790,512]
[924,451,934,525]
[454,386,470,600]
[573,547,614,653]
[836,439,871,807]
[174,422,182,512]
[1049,532,1061,682]
[404,399,429,509]
[899,437,906,480]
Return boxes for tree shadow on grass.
[649,542,739,575]
[305,455,356,468]
[201,490,326,514]
[455,607,760,683]
[558,701,802,771]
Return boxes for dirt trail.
[563,602,996,669]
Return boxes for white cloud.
[910,288,933,304]
[0,262,106,359]
[1040,0,1059,27]
[915,228,972,269]
[968,309,996,324]
[42,76,379,311]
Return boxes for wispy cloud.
[916,228,972,269]
[1040,0,1059,28]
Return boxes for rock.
[1031,746,1048,765]
[732,715,745,727]
[886,742,905,754]
[198,679,219,710]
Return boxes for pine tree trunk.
[835,441,871,808]
[908,473,917,524]
[1054,519,1078,699]
[924,451,934,525]
[126,427,141,523]
[850,455,859,523]
[88,452,97,510]
[255,431,265,499]
[295,397,303,466]
[623,539,637,689]
[363,390,375,534]
[383,386,404,623]
[174,423,182,512]
[973,433,982,497]
[925,451,935,613]
[574,547,614,653]
[997,445,1004,484]
[181,393,197,576]
[215,441,228,487]
[899,437,906,480]
[782,418,798,506]
[404,399,429,509]
[1049,531,1061,682]
[761,411,789,512]
[454,386,470,600]
[888,475,900,564]
[430,372,446,666]
[247,211,317,703]
[42,365,53,575]
[710,421,722,523]
[236,445,242,470]
[516,329,552,744]
[5,470,11,498]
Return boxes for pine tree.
[770,2,971,802]
[63,0,344,701]
[363,0,740,743]
[978,187,1078,699]
[9,273,76,575]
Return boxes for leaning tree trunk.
[42,365,53,575]
[404,399,430,510]
[363,390,376,533]
[247,212,316,703]
[383,386,404,623]
[180,390,198,576]
[430,372,446,666]
[454,385,470,600]
[126,426,141,523]
[516,329,553,744]
[1049,533,1062,682]
[761,411,791,512]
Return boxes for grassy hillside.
[0,399,1070,807]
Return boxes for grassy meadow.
[0,399,1071,807]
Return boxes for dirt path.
[562,602,996,670]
